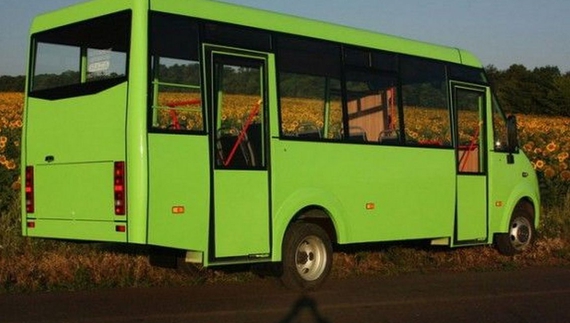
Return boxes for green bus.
[22,0,540,289]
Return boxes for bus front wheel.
[495,202,535,256]
[281,222,332,290]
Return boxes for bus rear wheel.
[495,202,535,256]
[281,222,332,290]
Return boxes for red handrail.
[165,99,202,130]
[224,99,262,167]
[166,98,202,107]
[459,122,482,172]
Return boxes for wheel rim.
[295,235,327,281]
[509,216,532,250]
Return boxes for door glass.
[213,56,265,169]
[456,88,486,173]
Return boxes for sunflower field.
[0,93,22,213]
[518,115,570,184]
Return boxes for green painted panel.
[30,0,132,33]
[34,162,116,221]
[25,83,128,164]
[147,134,210,251]
[271,141,456,245]
[125,0,150,244]
[214,170,270,258]
[26,219,127,243]
[456,175,487,241]
[23,84,128,241]
[487,152,541,234]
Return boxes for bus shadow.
[279,296,330,323]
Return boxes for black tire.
[495,202,535,256]
[281,222,333,290]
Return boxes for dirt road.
[2,266,570,323]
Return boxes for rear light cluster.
[25,166,35,213]
[114,161,126,215]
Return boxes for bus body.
[22,0,540,289]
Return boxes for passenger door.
[204,45,271,259]
[453,83,488,242]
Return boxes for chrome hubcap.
[295,236,327,281]
[510,216,532,250]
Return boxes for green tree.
[0,75,25,92]
[486,64,570,116]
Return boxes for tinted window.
[448,64,487,84]
[277,36,343,140]
[30,11,131,98]
[149,13,203,132]
[400,57,451,146]
[492,95,509,152]
[345,69,400,144]
[204,22,271,51]
[344,47,370,67]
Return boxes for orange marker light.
[172,206,185,214]
[495,201,503,207]
[366,203,375,210]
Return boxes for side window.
[212,55,266,169]
[343,48,400,144]
[277,36,343,140]
[492,95,509,152]
[149,13,203,132]
[345,69,400,143]
[400,57,451,146]
[455,86,486,173]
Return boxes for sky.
[1,0,569,76]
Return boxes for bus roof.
[30,0,482,68]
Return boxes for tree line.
[0,75,25,92]
[1,64,569,116]
[486,65,570,116]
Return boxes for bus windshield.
[29,11,131,99]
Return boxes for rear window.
[29,11,131,99]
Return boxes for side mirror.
[506,115,518,164]
[506,115,519,153]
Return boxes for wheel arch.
[494,196,537,255]
[271,188,347,261]
[499,195,538,236]
[493,172,540,234]
[292,206,338,245]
